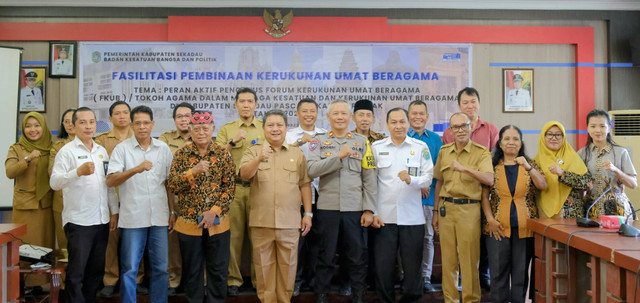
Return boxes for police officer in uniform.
[307,100,377,303]
[20,71,43,108]
[506,74,531,109]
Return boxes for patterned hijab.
[534,121,587,217]
[18,112,52,201]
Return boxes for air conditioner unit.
[610,110,640,211]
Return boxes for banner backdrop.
[79,42,471,136]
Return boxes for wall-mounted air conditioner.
[610,110,640,210]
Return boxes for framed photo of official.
[503,68,534,113]
[48,41,77,78]
[19,66,46,113]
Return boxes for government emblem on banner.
[263,9,293,39]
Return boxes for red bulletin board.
[0,16,594,145]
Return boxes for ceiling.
[2,0,640,11]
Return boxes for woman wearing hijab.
[578,109,637,218]
[49,108,76,249]
[5,112,54,248]
[534,121,593,218]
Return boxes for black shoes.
[316,293,328,303]
[423,277,437,293]
[480,278,491,291]
[227,285,240,296]
[293,283,301,296]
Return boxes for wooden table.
[19,249,66,303]
[0,224,26,303]
[528,218,640,303]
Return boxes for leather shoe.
[99,285,116,297]
[480,278,491,291]
[228,285,239,296]
[167,287,177,296]
[316,293,328,303]
[352,289,366,303]
[136,284,148,295]
[423,281,436,293]
[339,285,352,296]
[293,283,301,296]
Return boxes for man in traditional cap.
[352,99,386,144]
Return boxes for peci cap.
[353,99,374,113]
[191,111,214,124]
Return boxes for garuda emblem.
[263,9,293,39]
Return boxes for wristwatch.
[24,156,30,163]
[296,138,304,146]
[170,211,176,216]
[303,212,314,218]
[228,139,236,147]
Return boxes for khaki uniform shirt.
[241,142,312,229]
[215,118,264,174]
[307,131,377,212]
[433,141,492,201]
[5,144,53,209]
[95,128,134,156]
[158,129,192,154]
[49,138,72,212]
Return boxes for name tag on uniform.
[78,155,88,159]
[379,151,389,155]
[408,167,418,177]
[103,161,109,176]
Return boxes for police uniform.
[307,131,377,296]
[158,129,192,290]
[433,140,492,303]
[215,118,264,289]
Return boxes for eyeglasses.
[545,132,564,140]
[450,123,469,132]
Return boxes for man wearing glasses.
[441,87,498,290]
[431,112,494,303]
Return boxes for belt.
[442,197,480,204]
[236,177,251,187]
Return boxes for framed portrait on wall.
[503,68,534,113]
[49,41,77,78]
[19,66,46,113]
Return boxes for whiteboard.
[0,46,23,210]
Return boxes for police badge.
[263,9,293,39]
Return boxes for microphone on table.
[576,186,612,228]
[619,207,640,237]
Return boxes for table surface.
[527,218,640,272]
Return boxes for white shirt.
[20,86,43,106]
[108,136,173,228]
[50,137,118,227]
[371,137,434,225]
[53,59,73,75]
[506,88,531,108]
[286,125,327,204]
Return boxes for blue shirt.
[408,128,443,206]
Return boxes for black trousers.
[479,234,490,281]
[295,202,319,288]
[486,234,534,303]
[64,222,109,303]
[178,229,230,303]
[314,210,368,294]
[374,224,424,303]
